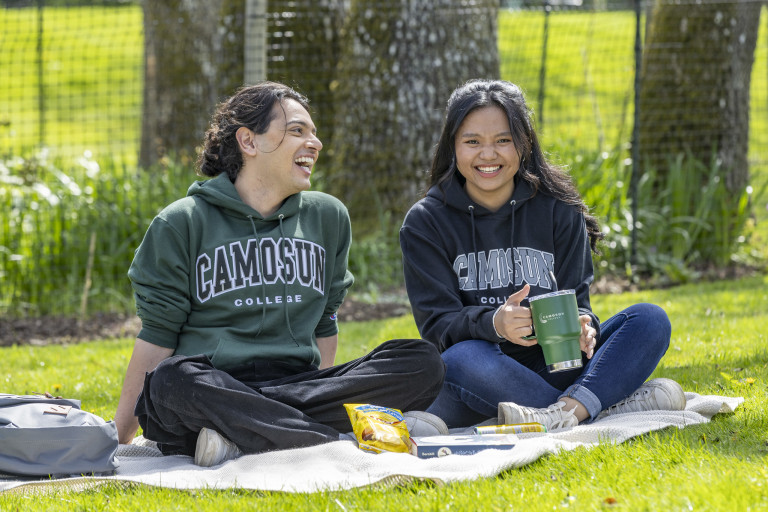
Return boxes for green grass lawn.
[498,7,768,176]
[1,273,767,510]
[499,9,637,153]
[0,5,143,165]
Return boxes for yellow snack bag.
[344,403,412,454]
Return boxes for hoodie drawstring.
[247,214,299,346]
[277,214,298,345]
[468,205,480,303]
[247,216,268,338]
[509,200,517,291]
[469,200,518,299]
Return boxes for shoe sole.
[194,428,219,467]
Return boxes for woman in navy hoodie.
[400,79,685,430]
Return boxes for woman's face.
[454,105,521,212]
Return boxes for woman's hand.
[579,315,597,359]
[493,284,537,346]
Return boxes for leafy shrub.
[0,152,189,316]
[563,147,764,285]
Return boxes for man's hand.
[114,338,173,444]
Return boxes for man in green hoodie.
[114,82,445,466]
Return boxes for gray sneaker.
[598,378,686,419]
[403,411,449,437]
[497,400,579,431]
[194,427,242,467]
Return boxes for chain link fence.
[1,0,766,317]
[3,1,766,165]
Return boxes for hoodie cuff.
[136,323,179,350]
[491,306,507,342]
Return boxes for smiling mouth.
[295,156,314,172]
[476,165,502,174]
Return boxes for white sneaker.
[598,378,686,419]
[498,400,579,431]
[194,427,242,467]
[403,411,449,437]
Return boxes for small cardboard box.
[409,434,518,459]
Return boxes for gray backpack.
[0,393,119,477]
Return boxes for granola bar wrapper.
[344,403,412,454]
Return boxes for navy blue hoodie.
[400,173,600,359]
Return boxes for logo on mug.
[539,312,565,324]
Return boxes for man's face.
[252,98,323,198]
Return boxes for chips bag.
[344,403,412,454]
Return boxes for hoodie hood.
[187,173,301,221]
[427,172,534,217]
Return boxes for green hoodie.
[128,173,354,371]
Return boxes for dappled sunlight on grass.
[592,274,768,369]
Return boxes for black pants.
[134,338,445,456]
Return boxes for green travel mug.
[528,290,583,373]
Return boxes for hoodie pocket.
[211,336,256,370]
[210,336,315,370]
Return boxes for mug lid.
[528,289,575,302]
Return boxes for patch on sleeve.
[329,313,337,321]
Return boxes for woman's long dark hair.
[197,81,311,182]
[428,79,603,252]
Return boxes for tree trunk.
[638,0,760,193]
[140,0,244,168]
[327,0,501,232]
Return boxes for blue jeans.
[425,303,672,428]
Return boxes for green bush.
[0,152,189,316]
[2,146,765,316]
[0,153,415,316]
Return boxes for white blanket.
[0,392,743,494]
